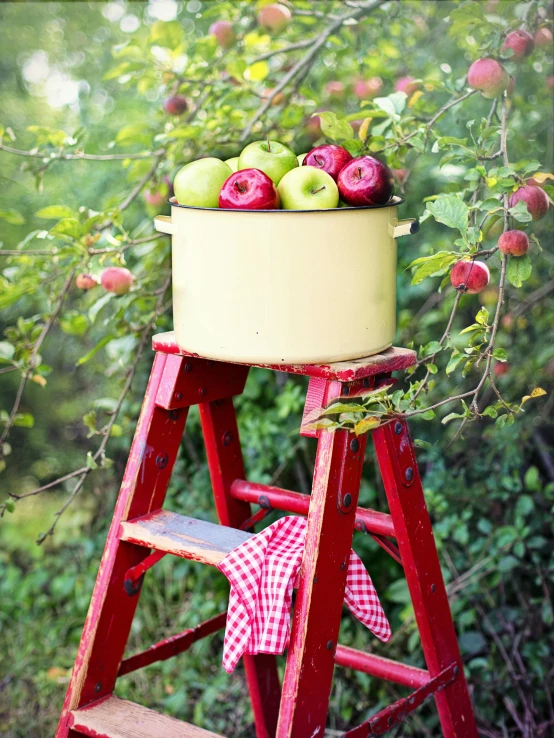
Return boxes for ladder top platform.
[152,332,416,382]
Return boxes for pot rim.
[168,194,404,213]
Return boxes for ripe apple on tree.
[163,94,188,115]
[325,81,345,99]
[468,58,510,98]
[238,140,297,185]
[219,169,280,210]
[174,158,232,208]
[353,77,383,99]
[76,274,98,290]
[534,27,553,48]
[502,29,535,61]
[278,166,339,210]
[509,185,550,221]
[303,144,352,182]
[395,76,419,95]
[257,3,291,34]
[450,260,490,294]
[100,267,134,295]
[498,230,529,256]
[337,156,394,206]
[210,20,236,49]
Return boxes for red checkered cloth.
[217,515,391,673]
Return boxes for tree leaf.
[521,387,547,405]
[427,195,468,234]
[0,209,25,225]
[36,205,75,219]
[317,112,354,141]
[507,254,532,288]
[408,251,458,285]
[354,416,381,436]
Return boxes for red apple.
[306,114,322,140]
[100,267,134,295]
[548,76,554,90]
[393,168,408,184]
[144,185,168,207]
[326,81,345,99]
[450,261,490,294]
[163,95,188,115]
[76,273,98,290]
[501,313,514,329]
[257,3,291,33]
[468,58,510,98]
[303,144,353,182]
[509,185,550,221]
[210,20,236,49]
[349,119,364,134]
[353,77,383,99]
[498,230,529,256]
[337,156,394,206]
[502,30,534,62]
[395,76,419,95]
[535,26,553,47]
[219,168,280,210]
[494,362,510,377]
[507,76,516,95]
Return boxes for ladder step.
[119,510,251,566]
[71,695,224,737]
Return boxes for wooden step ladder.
[56,331,478,738]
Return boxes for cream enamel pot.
[154,196,418,365]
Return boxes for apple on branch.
[468,58,510,98]
[498,230,529,256]
[210,20,236,49]
[509,185,550,221]
[303,144,353,182]
[219,169,280,210]
[450,261,490,294]
[76,274,98,291]
[238,140,297,185]
[353,77,383,99]
[502,30,534,62]
[174,158,232,208]
[337,156,394,206]
[163,94,188,115]
[100,267,134,295]
[278,166,339,210]
[257,3,291,34]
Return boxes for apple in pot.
[238,140,297,185]
[174,158,232,208]
[278,166,339,210]
[303,144,353,182]
[337,156,394,206]
[219,169,280,210]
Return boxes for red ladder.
[56,331,478,738]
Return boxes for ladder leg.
[372,418,478,738]
[56,353,189,737]
[277,380,366,738]
[200,396,281,738]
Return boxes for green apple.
[297,153,308,165]
[238,140,297,185]
[174,158,232,208]
[278,166,339,210]
[225,156,239,172]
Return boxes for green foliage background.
[0,1,553,736]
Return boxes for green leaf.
[373,92,406,120]
[317,112,354,141]
[507,254,532,288]
[446,351,465,375]
[86,451,98,469]
[149,20,183,49]
[421,410,436,420]
[60,311,89,336]
[76,335,115,366]
[13,413,34,428]
[408,251,458,285]
[442,412,466,425]
[36,205,75,219]
[508,200,532,223]
[475,307,489,326]
[0,341,15,361]
[354,416,381,435]
[427,195,468,234]
[0,209,25,225]
[50,218,83,240]
[492,348,507,362]
[482,406,498,418]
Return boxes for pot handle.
[390,218,419,238]
[154,215,174,235]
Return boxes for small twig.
[0,142,163,161]
[251,39,313,63]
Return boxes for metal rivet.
[363,377,370,388]
[431,583,436,593]
[95,682,102,693]
[326,640,333,650]
[314,576,318,584]
[198,387,207,397]
[340,562,346,571]
[168,409,179,421]
[185,363,192,372]
[156,452,168,469]
[453,665,460,675]
[342,385,350,396]
[259,495,270,509]
[223,431,233,446]
[409,696,415,705]
[394,421,403,435]
[343,493,352,508]
[174,392,183,400]
[405,467,413,481]
[350,438,359,453]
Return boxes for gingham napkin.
[217,515,391,673]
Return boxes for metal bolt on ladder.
[56,331,478,738]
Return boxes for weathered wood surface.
[70,695,223,738]
[152,331,416,381]
[119,510,251,566]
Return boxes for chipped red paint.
[119,613,227,676]
[344,662,458,736]
[152,331,416,382]
[373,419,478,737]
[230,479,395,538]
[334,645,429,689]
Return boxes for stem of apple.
[314,155,324,166]
[312,186,326,194]
[357,166,363,179]
[266,135,271,152]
